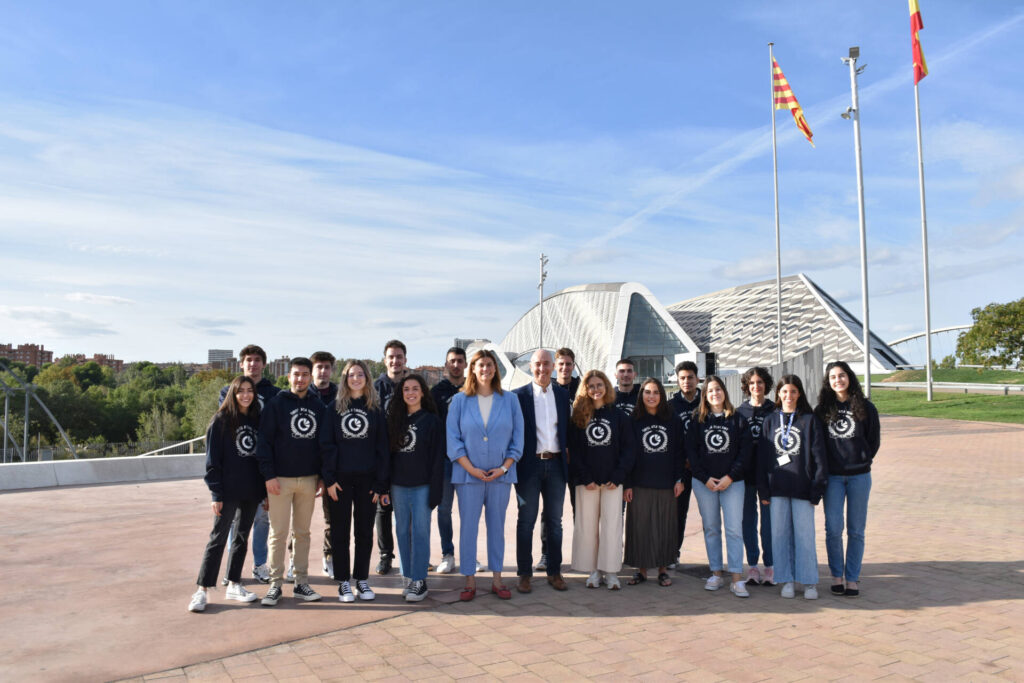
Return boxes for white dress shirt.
[532,381,560,454]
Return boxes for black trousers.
[540,484,576,558]
[196,499,260,587]
[675,471,694,554]
[328,472,377,582]
[376,499,394,560]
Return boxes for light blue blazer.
[446,390,524,485]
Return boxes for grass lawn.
[869,388,1024,425]
[882,368,1024,384]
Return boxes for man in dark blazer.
[514,349,571,592]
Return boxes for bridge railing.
[17,436,206,462]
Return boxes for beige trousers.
[571,484,624,574]
[267,475,318,586]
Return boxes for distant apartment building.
[414,365,443,387]
[62,353,125,373]
[0,343,54,367]
[207,349,239,373]
[268,356,291,378]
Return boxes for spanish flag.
[910,0,928,84]
[772,59,814,147]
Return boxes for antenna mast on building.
[538,253,549,349]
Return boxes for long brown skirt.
[624,487,678,569]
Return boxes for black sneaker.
[375,556,393,576]
[261,585,283,606]
[293,583,322,602]
[405,579,428,602]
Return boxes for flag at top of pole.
[772,59,814,147]
[910,0,929,84]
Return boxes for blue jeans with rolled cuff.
[824,472,871,583]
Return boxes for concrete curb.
[0,454,205,492]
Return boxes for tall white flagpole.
[914,83,934,400]
[770,43,784,365]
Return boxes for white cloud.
[1,307,115,337]
[65,292,135,305]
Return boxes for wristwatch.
[500,465,509,474]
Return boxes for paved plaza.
[1,415,1021,682]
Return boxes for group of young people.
[189,341,880,612]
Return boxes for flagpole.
[914,83,934,400]
[769,43,783,365]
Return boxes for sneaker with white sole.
[762,566,776,585]
[293,583,322,601]
[401,576,412,597]
[780,582,795,598]
[606,574,621,591]
[704,575,725,591]
[535,554,548,571]
[804,586,819,600]
[286,558,295,582]
[405,579,428,602]
[731,581,750,598]
[355,580,375,601]
[323,557,334,579]
[475,560,482,573]
[252,564,271,584]
[188,589,207,612]
[746,566,762,585]
[586,571,601,588]
[226,582,258,602]
[338,581,355,603]
[220,577,229,587]
[261,585,282,606]
[435,554,456,574]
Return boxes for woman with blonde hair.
[323,360,389,603]
[446,349,524,600]
[570,369,635,590]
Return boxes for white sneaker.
[804,586,819,600]
[356,580,376,601]
[286,558,295,582]
[226,582,258,602]
[606,574,621,591]
[252,564,271,584]
[323,557,334,579]
[780,582,795,598]
[746,566,762,585]
[762,566,776,585]
[535,554,548,571]
[704,575,725,591]
[475,560,482,572]
[402,576,412,597]
[436,554,456,574]
[188,589,207,612]
[730,581,750,598]
[586,571,601,588]
[338,581,355,603]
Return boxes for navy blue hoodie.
[736,399,777,483]
[388,409,446,509]
[668,389,701,435]
[256,390,335,481]
[374,373,401,414]
[756,410,828,504]
[614,385,640,416]
[312,381,338,407]
[322,396,389,493]
[628,412,685,489]
[430,377,464,426]
[205,410,265,502]
[569,405,637,487]
[686,412,752,484]
[816,399,880,475]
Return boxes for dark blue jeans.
[515,458,566,577]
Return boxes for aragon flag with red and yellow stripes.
[772,58,814,147]
[910,0,928,84]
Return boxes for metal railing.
[871,382,1024,396]
[15,436,206,462]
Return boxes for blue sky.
[1,1,1021,366]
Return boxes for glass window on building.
[622,294,688,382]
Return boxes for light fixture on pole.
[841,46,872,398]
[538,253,549,350]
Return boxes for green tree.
[137,405,182,444]
[956,298,1024,369]
[181,370,233,437]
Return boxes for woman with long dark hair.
[324,360,389,604]
[757,374,828,600]
[736,366,776,586]
[386,373,445,602]
[569,369,635,590]
[188,376,265,612]
[446,349,524,601]
[624,378,684,588]
[687,375,753,598]
[815,361,880,598]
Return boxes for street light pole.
[538,253,549,350]
[841,47,872,399]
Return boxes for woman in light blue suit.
[447,349,524,601]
